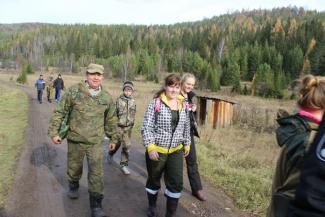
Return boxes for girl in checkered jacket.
[141,74,191,217]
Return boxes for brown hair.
[154,74,181,98]
[297,74,325,110]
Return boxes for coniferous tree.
[0,8,323,98]
[310,37,325,75]
[16,68,27,84]
[207,67,220,91]
[285,45,304,78]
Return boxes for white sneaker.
[121,166,131,175]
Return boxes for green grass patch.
[0,85,28,208]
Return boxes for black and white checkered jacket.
[141,94,191,151]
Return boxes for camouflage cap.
[86,63,104,74]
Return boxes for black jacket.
[187,91,199,138]
[288,115,325,217]
[267,114,318,217]
[54,78,64,90]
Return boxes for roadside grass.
[0,85,28,208]
[0,72,294,215]
[196,126,279,215]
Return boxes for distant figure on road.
[46,74,54,103]
[142,74,191,217]
[180,73,207,201]
[53,73,64,102]
[267,74,325,217]
[35,74,46,104]
[108,81,136,175]
[48,63,118,217]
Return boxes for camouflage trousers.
[67,140,104,195]
[46,86,54,101]
[109,126,133,166]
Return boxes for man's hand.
[52,135,62,144]
[184,149,190,157]
[148,149,160,161]
[108,143,116,151]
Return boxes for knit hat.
[123,81,134,91]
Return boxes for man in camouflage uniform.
[48,63,118,217]
[109,81,136,175]
[46,74,54,103]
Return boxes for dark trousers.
[37,89,43,103]
[146,150,183,196]
[185,135,202,193]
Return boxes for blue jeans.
[55,88,61,102]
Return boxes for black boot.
[165,196,179,217]
[89,193,107,217]
[147,192,158,217]
[67,181,79,199]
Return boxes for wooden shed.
[196,95,236,128]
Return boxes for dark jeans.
[146,150,183,195]
[55,88,62,101]
[185,135,203,193]
[37,89,43,103]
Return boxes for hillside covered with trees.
[0,7,324,98]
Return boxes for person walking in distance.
[48,63,118,217]
[108,81,136,175]
[142,74,191,217]
[53,73,64,102]
[180,73,207,201]
[46,74,54,103]
[35,74,46,104]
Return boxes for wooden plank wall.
[203,99,234,128]
[197,97,234,128]
[206,99,213,128]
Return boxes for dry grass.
[196,126,279,215]
[0,71,296,215]
[0,85,28,208]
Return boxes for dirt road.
[2,83,245,217]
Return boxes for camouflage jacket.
[48,82,118,145]
[116,94,136,127]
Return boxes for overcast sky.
[1,0,324,25]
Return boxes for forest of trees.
[0,7,324,98]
